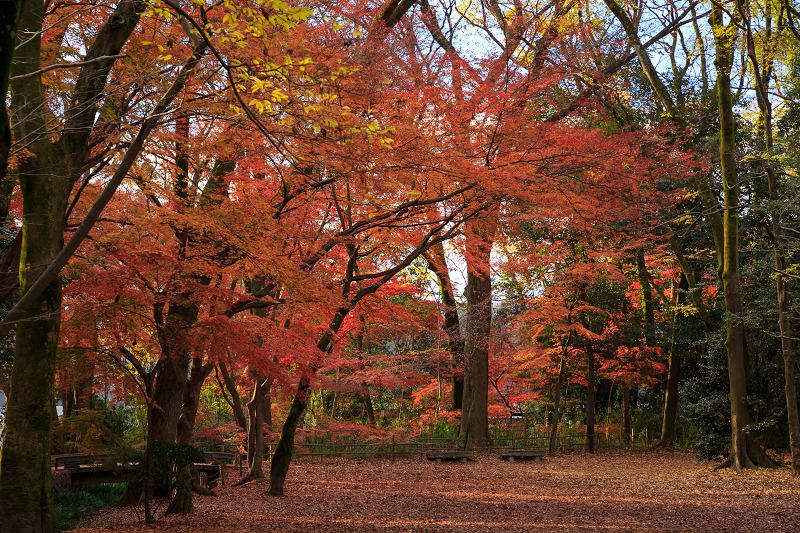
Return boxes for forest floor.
[72,448,800,532]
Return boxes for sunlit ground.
[73,449,800,532]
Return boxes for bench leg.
[460,457,467,463]
[436,458,442,464]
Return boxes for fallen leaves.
[72,449,800,532]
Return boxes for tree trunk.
[622,388,631,443]
[657,275,688,448]
[711,5,776,470]
[425,240,465,411]
[151,296,199,443]
[268,376,311,496]
[149,357,188,444]
[0,2,64,529]
[742,6,800,473]
[262,379,273,430]
[177,359,214,444]
[64,389,75,419]
[218,361,247,430]
[635,248,655,346]
[548,357,566,456]
[268,310,348,496]
[363,386,376,427]
[459,219,494,448]
[0,0,20,222]
[235,378,269,485]
[586,347,596,454]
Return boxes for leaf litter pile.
[74,449,799,532]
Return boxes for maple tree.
[0,0,317,525]
[2,0,800,529]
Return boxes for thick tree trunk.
[460,267,492,448]
[149,358,188,444]
[0,0,19,221]
[459,219,494,448]
[712,7,776,470]
[0,2,63,529]
[151,297,199,443]
[177,359,214,444]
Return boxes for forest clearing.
[71,450,800,532]
[3,0,800,531]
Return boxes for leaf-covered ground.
[73,449,800,532]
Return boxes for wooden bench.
[499,449,546,462]
[425,451,473,463]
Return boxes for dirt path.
[73,449,800,532]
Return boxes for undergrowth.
[55,483,125,531]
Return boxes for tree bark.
[267,376,310,496]
[741,3,800,474]
[0,2,69,530]
[177,359,214,444]
[635,248,655,346]
[425,240,465,410]
[459,219,494,448]
[622,388,631,443]
[268,310,348,496]
[261,379,273,430]
[0,0,20,221]
[548,357,566,456]
[235,377,269,485]
[586,347,596,454]
[218,361,247,430]
[149,358,189,444]
[657,274,688,447]
[363,387,376,426]
[711,4,776,470]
